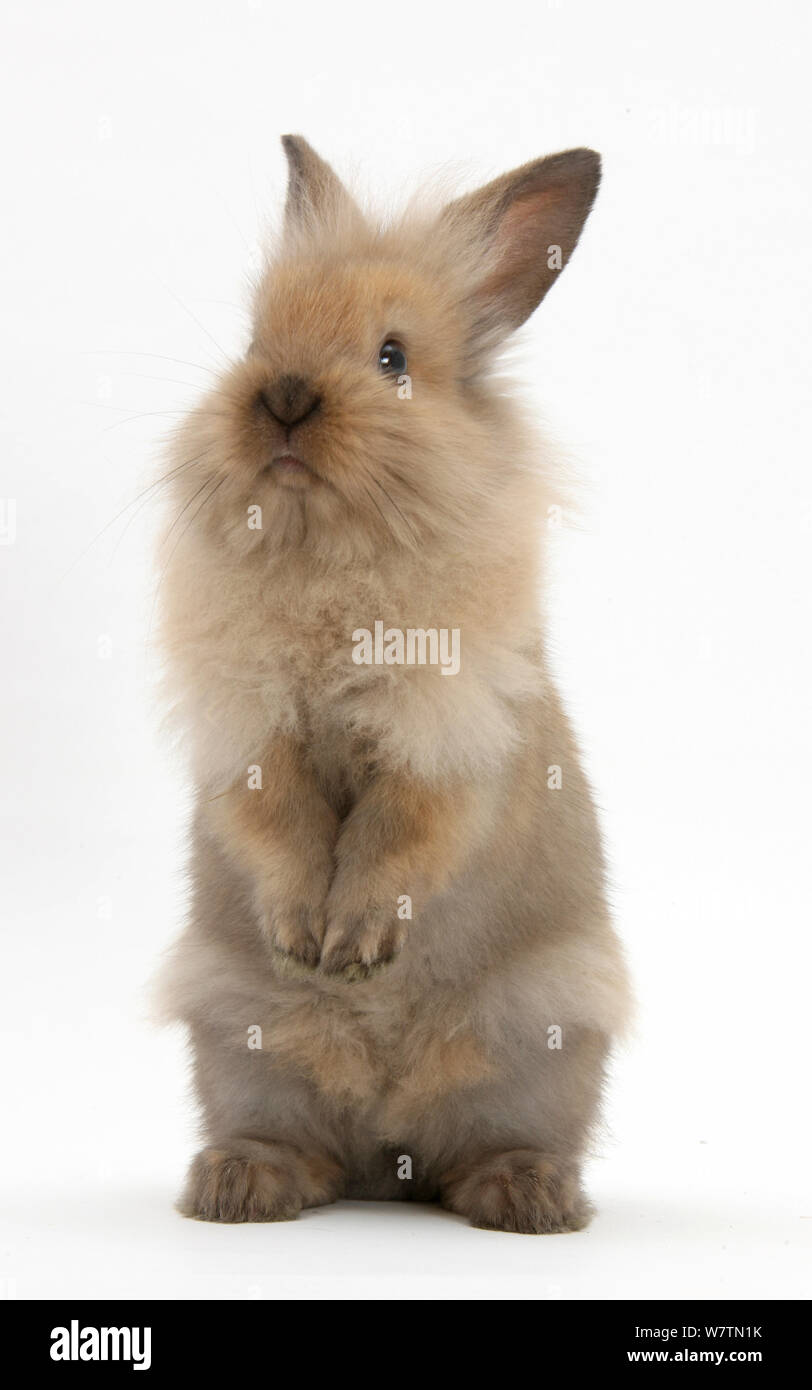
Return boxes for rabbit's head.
[169,136,600,560]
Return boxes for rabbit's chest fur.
[165,530,537,793]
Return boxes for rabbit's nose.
[259,375,321,427]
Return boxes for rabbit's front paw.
[319,898,406,981]
[261,899,325,972]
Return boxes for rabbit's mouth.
[268,451,317,489]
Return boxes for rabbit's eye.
[378,339,407,376]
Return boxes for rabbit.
[154,135,631,1234]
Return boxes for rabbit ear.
[443,148,601,341]
[281,135,364,236]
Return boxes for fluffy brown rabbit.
[155,136,631,1233]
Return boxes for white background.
[1,0,810,1300]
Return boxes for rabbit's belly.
[260,970,499,1122]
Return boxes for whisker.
[79,351,219,375]
[100,410,191,432]
[108,450,216,563]
[158,281,233,368]
[160,472,219,548]
[101,408,230,434]
[59,448,216,581]
[118,372,238,400]
[102,372,247,411]
[363,484,396,540]
[147,472,228,647]
[167,473,227,561]
[192,298,246,311]
[373,476,419,547]
[119,372,205,388]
